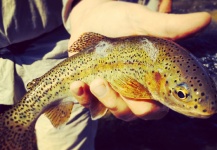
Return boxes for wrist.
[68,0,113,45]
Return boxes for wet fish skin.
[0,32,217,149]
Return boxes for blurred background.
[95,1,217,150]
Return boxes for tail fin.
[0,114,37,150]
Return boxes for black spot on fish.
[201,93,205,96]
[203,109,207,112]
[194,105,198,109]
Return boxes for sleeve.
[0,0,64,105]
[0,0,63,49]
[62,0,78,34]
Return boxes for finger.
[158,0,172,13]
[68,51,78,57]
[90,78,136,121]
[123,98,169,120]
[70,81,92,108]
[136,10,211,40]
[162,12,211,40]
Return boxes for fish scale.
[0,32,217,149]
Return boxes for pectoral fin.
[44,102,74,128]
[89,98,108,120]
[111,75,153,99]
[69,32,106,53]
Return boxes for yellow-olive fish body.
[0,32,216,149]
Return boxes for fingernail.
[92,83,107,97]
[72,86,84,96]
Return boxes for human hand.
[68,0,211,121]
[70,78,169,121]
[68,0,211,55]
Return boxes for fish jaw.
[165,101,216,119]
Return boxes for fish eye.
[173,83,190,100]
[177,91,186,99]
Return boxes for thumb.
[141,11,211,40]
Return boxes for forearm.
[68,0,147,46]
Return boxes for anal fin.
[44,101,74,128]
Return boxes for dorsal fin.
[68,32,106,53]
[26,78,41,91]
[44,101,74,128]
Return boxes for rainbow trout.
[0,32,216,149]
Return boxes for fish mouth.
[180,110,215,119]
[170,106,215,119]
[188,114,212,119]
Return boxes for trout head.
[159,52,217,118]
